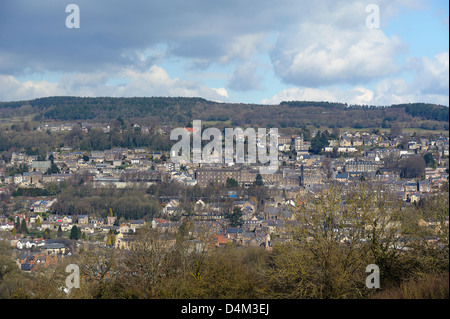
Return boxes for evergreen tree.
[253,174,264,186]
[310,130,329,154]
[20,219,29,234]
[226,207,244,227]
[70,225,81,240]
[46,163,60,174]
[57,225,63,237]
[423,152,436,168]
[226,177,238,188]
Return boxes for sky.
[0,0,448,106]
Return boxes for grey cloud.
[227,63,265,91]
[0,0,303,74]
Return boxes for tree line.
[1,97,447,132]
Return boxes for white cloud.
[411,52,449,95]
[371,52,449,105]
[212,88,228,99]
[270,21,406,87]
[260,86,375,105]
[0,75,60,101]
[262,51,450,106]
[0,66,229,103]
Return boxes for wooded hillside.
[0,97,448,130]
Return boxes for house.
[21,263,35,272]
[345,161,378,173]
[162,199,181,216]
[418,180,431,193]
[152,151,163,159]
[115,232,135,250]
[41,243,66,255]
[30,199,57,213]
[194,199,207,213]
[11,152,28,165]
[106,216,117,226]
[0,214,8,224]
[213,232,229,247]
[60,223,73,232]
[13,174,22,184]
[79,224,95,234]
[21,172,32,186]
[335,172,349,182]
[408,193,421,204]
[340,138,352,147]
[62,216,73,224]
[337,147,358,153]
[40,221,52,230]
[129,220,146,231]
[90,217,103,225]
[352,139,363,147]
[263,206,286,220]
[29,214,39,224]
[233,200,256,214]
[152,218,170,228]
[30,172,43,185]
[404,182,418,192]
[278,135,292,145]
[278,143,291,152]
[226,227,244,240]
[16,239,37,250]
[118,224,132,234]
[77,215,89,224]
[4,176,13,185]
[31,161,51,172]
[243,216,264,231]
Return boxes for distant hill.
[392,103,449,122]
[0,96,448,130]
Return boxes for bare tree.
[266,183,405,298]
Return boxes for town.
[0,120,448,278]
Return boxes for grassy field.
[200,119,232,126]
[321,126,449,136]
[0,115,35,129]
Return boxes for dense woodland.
[0,125,174,155]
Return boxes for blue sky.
[0,0,448,106]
